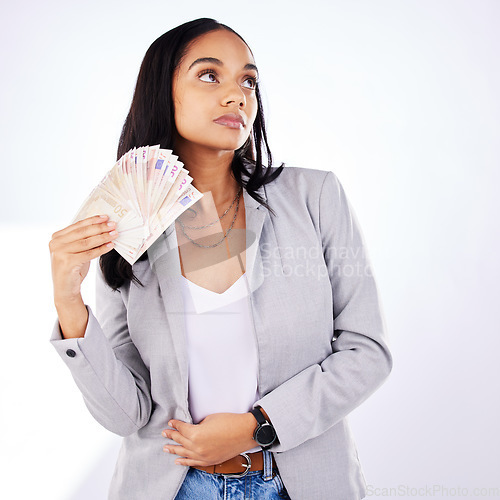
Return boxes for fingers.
[49,214,121,304]
[172,457,210,466]
[164,429,191,448]
[70,235,117,262]
[50,215,119,255]
[51,214,110,239]
[163,444,191,457]
[63,226,119,255]
[163,445,212,466]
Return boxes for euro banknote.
[72,145,203,265]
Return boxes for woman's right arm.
[48,215,153,436]
[49,214,118,339]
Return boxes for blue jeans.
[174,450,291,499]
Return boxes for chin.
[205,138,249,152]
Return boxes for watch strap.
[250,407,267,425]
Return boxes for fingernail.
[107,221,116,227]
[162,431,167,437]
[163,446,170,452]
[100,215,108,219]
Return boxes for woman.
[49,18,393,500]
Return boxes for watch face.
[257,423,277,446]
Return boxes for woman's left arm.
[249,170,393,453]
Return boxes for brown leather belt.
[191,451,276,478]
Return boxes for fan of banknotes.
[72,144,203,265]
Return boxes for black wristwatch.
[250,407,277,450]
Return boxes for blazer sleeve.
[253,170,393,452]
[49,264,153,437]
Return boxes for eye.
[197,69,258,90]
[198,69,218,83]
[242,76,258,90]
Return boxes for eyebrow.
[188,57,259,76]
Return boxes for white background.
[1,0,499,498]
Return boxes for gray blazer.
[50,165,393,500]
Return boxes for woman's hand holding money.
[48,214,119,338]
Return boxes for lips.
[213,113,245,129]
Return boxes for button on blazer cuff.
[49,304,153,437]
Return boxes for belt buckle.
[217,453,252,478]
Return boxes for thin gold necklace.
[176,186,242,248]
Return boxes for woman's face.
[172,29,259,153]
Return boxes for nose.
[222,82,246,107]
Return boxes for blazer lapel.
[145,182,269,404]
[242,186,268,295]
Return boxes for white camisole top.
[179,271,261,454]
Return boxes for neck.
[174,140,240,208]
